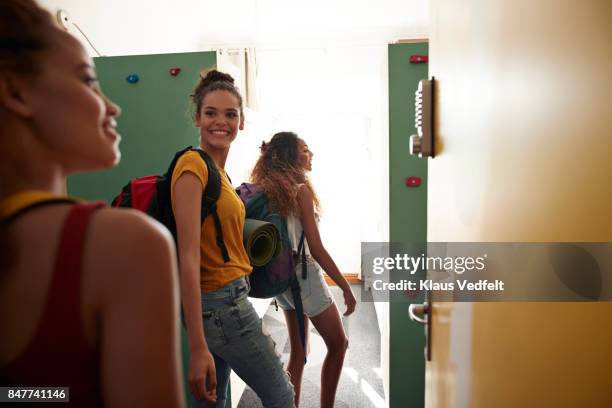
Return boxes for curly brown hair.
[250,132,320,217]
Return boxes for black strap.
[194,149,230,263]
[210,204,230,262]
[165,146,195,177]
[291,230,308,364]
[1,197,77,224]
[290,274,308,365]
[297,231,307,280]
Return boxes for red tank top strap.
[38,202,106,343]
[1,202,105,405]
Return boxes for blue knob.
[126,74,139,84]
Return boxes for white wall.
[225,46,390,274]
[38,0,428,56]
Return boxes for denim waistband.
[201,276,250,306]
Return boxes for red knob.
[405,176,421,187]
[169,67,181,76]
[409,55,428,64]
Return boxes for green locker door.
[68,51,216,201]
[388,41,429,407]
[68,51,217,407]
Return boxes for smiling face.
[297,138,313,171]
[26,31,122,173]
[195,89,244,152]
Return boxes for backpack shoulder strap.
[191,148,230,263]
[192,149,222,215]
[289,273,307,365]
[297,231,307,280]
[165,146,195,176]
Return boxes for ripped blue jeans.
[191,277,295,408]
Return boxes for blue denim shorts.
[276,262,334,317]
[191,276,295,408]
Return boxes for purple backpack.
[237,183,308,361]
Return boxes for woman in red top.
[0,1,184,406]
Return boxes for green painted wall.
[388,42,429,407]
[68,51,217,407]
[68,51,216,201]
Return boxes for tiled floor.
[238,284,385,408]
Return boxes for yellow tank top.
[170,151,252,293]
[0,191,76,219]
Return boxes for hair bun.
[200,69,235,88]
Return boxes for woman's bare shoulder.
[93,207,172,242]
[86,208,176,280]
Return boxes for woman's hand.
[189,348,217,403]
[342,287,357,316]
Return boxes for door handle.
[408,300,432,361]
[408,302,429,325]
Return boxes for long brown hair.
[250,132,320,217]
[0,0,58,272]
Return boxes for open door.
[419,1,612,407]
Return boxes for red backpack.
[111,146,229,261]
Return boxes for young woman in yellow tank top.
[172,70,294,408]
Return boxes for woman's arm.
[173,172,217,403]
[91,209,185,407]
[297,185,356,316]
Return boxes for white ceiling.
[40,0,429,56]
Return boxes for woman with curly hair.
[251,131,357,408]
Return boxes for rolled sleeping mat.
[243,218,281,267]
